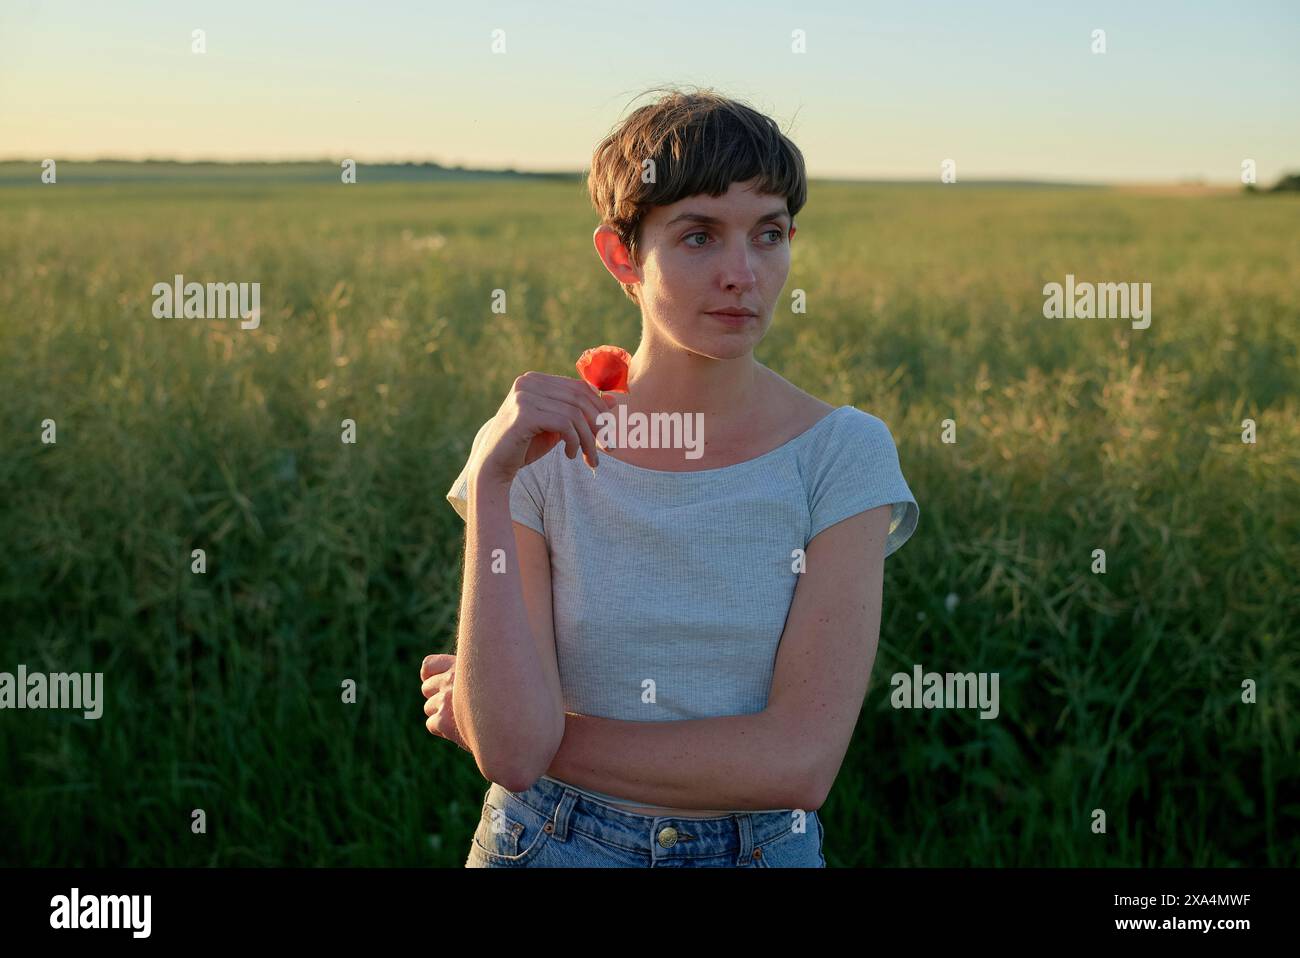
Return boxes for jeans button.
[657,826,678,848]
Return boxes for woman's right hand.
[475,371,617,487]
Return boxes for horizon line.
[0,157,1269,189]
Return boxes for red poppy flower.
[575,345,631,393]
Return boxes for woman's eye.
[684,229,784,248]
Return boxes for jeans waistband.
[495,776,815,860]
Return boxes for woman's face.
[597,177,794,360]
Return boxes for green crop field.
[0,163,1296,866]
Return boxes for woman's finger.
[421,653,454,681]
[524,371,611,427]
[426,706,458,743]
[522,382,603,453]
[421,675,446,698]
[559,376,614,427]
[551,383,613,448]
[533,395,600,467]
[520,395,583,461]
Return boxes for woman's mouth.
[705,310,754,327]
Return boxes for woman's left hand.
[421,653,470,752]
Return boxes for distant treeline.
[0,160,581,186]
[1246,172,1300,193]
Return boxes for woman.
[424,88,919,867]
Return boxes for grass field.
[0,163,1296,866]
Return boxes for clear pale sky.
[1,0,1296,184]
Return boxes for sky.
[1,0,1297,184]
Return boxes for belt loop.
[734,814,753,866]
[551,787,579,841]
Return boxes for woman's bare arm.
[453,474,565,789]
[451,373,608,790]
[543,709,809,810]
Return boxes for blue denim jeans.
[465,777,826,868]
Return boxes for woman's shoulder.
[761,372,893,446]
[760,369,837,430]
[758,374,900,468]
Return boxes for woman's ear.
[789,224,796,240]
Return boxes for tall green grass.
[0,169,1296,865]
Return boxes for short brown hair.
[586,85,808,305]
